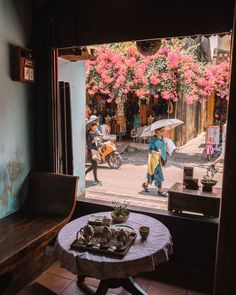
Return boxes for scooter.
[97,139,122,169]
[86,138,122,169]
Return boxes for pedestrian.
[142,127,167,197]
[212,121,227,167]
[85,121,101,185]
[100,117,110,136]
[203,138,214,161]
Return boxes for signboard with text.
[207,125,220,145]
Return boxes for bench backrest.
[24,172,78,217]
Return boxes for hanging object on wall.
[11,46,35,84]
[136,39,162,56]
[58,47,96,62]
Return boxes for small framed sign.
[207,126,220,145]
[183,166,199,190]
[11,46,35,84]
[183,166,194,180]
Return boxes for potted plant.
[111,201,130,223]
[201,164,218,192]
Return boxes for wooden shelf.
[168,182,221,217]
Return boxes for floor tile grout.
[46,270,76,281]
[58,279,75,295]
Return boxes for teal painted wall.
[0,0,34,219]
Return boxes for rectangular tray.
[70,232,137,259]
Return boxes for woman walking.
[142,127,167,197]
[86,122,101,185]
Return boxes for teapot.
[101,226,112,242]
[80,224,94,240]
[117,229,129,243]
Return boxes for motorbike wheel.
[107,153,122,169]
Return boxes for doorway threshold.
[84,188,168,211]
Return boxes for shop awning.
[51,0,235,47]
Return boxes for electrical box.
[11,46,35,84]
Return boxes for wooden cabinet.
[168,183,221,217]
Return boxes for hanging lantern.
[136,39,162,56]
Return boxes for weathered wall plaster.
[0,0,33,218]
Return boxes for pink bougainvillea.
[205,62,230,100]
[86,43,230,104]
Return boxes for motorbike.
[86,137,122,169]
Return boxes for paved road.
[84,133,223,210]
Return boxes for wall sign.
[11,46,35,84]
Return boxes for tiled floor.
[17,261,207,295]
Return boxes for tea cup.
[139,226,150,240]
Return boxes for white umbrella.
[141,118,184,137]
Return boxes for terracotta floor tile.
[147,281,187,295]
[61,280,97,295]
[187,291,208,295]
[47,260,77,280]
[108,287,130,295]
[84,277,100,288]
[36,272,72,294]
[135,277,152,291]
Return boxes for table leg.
[77,275,86,283]
[95,280,109,295]
[76,277,147,295]
[122,277,148,295]
[94,277,147,295]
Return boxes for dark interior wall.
[0,0,34,219]
[32,1,54,172]
[75,200,218,294]
[51,0,235,47]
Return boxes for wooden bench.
[0,172,78,295]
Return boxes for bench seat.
[0,172,78,295]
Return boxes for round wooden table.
[55,212,173,295]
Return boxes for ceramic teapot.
[117,229,129,243]
[101,226,112,242]
[80,224,94,239]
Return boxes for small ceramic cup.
[139,226,150,240]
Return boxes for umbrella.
[141,118,184,137]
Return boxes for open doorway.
[56,36,230,216]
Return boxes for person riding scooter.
[85,115,122,169]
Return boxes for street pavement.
[84,133,223,211]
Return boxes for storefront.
[86,92,174,140]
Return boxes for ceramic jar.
[117,229,129,243]
[101,226,112,242]
[80,224,94,239]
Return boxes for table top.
[168,182,221,198]
[54,212,173,280]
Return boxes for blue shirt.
[148,136,167,161]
